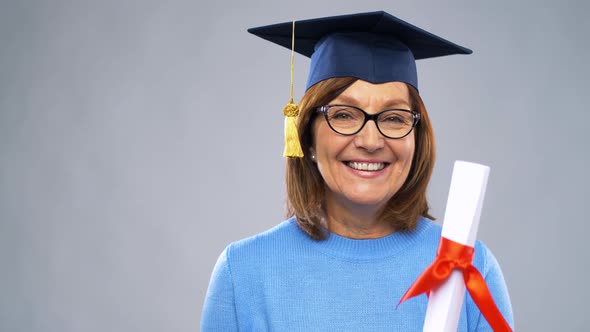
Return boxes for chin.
[344,192,393,207]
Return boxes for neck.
[323,194,396,239]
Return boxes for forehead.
[332,80,410,107]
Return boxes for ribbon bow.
[398,237,512,332]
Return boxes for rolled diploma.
[422,161,490,332]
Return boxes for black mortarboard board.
[248,11,472,91]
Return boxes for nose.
[353,120,384,152]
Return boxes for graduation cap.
[247,11,472,157]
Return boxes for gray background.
[1,0,588,331]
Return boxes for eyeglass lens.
[324,105,415,138]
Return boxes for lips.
[345,161,388,171]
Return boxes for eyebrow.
[334,94,411,108]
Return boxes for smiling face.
[310,80,415,217]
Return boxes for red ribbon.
[397,237,512,332]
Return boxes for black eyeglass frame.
[316,104,421,139]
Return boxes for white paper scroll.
[422,161,490,332]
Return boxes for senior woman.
[201,11,513,331]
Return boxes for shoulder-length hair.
[286,77,435,240]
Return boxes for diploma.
[397,161,512,331]
[422,161,489,332]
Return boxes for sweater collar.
[293,217,434,261]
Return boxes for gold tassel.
[283,98,303,157]
[282,21,304,158]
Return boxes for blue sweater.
[201,217,513,331]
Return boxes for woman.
[202,11,513,331]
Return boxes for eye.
[379,111,413,128]
[328,107,360,121]
[383,114,406,124]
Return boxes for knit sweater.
[201,217,513,331]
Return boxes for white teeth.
[346,162,385,171]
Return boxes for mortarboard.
[247,11,472,157]
[248,11,472,91]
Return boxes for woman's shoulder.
[224,217,305,255]
[415,216,442,235]
[472,239,504,278]
[413,217,500,273]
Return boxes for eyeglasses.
[316,104,420,139]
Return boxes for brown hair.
[285,77,435,240]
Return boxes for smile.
[345,161,387,171]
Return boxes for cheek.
[309,117,322,156]
[311,119,341,157]
[405,139,416,162]
[395,134,415,158]
[392,135,416,173]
